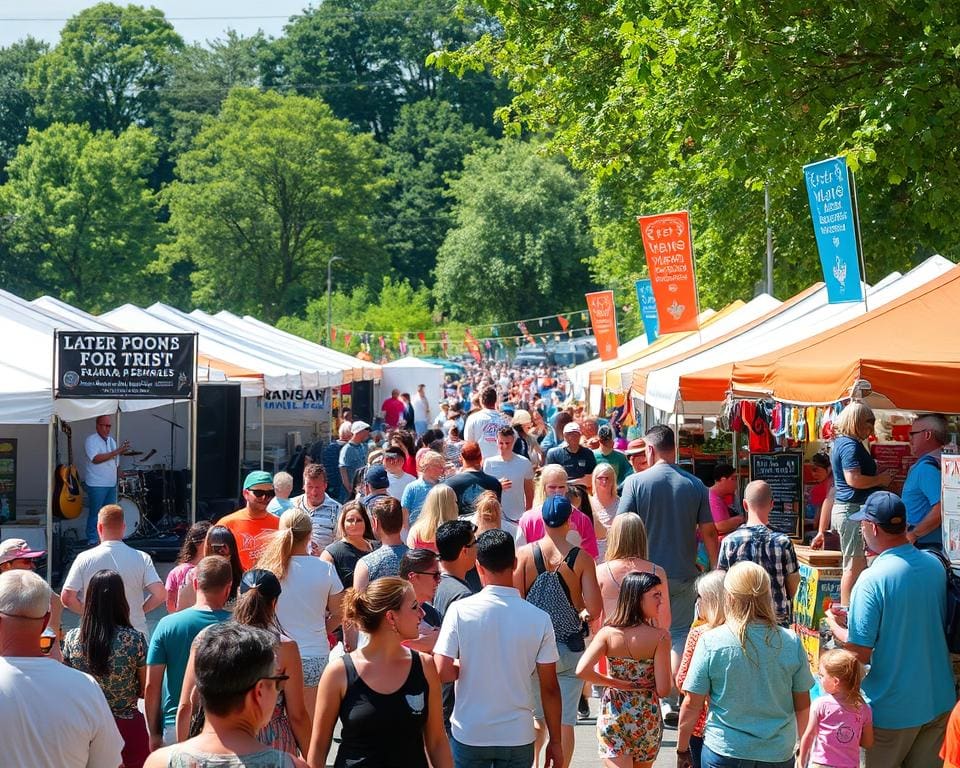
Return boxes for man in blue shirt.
[903,413,947,551]
[825,491,954,767]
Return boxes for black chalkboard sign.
[749,451,803,538]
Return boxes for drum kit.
[119,448,188,539]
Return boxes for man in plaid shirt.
[717,480,800,626]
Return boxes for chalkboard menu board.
[749,451,803,538]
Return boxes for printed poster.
[585,290,620,361]
[636,211,700,333]
[943,455,960,564]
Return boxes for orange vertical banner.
[585,290,620,361]
[636,210,700,333]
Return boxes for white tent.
[639,255,956,414]
[380,357,445,417]
[608,294,783,393]
[210,311,380,383]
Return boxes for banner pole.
[190,334,198,525]
[848,165,869,314]
[45,418,55,585]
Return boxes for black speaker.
[197,384,241,501]
[350,380,374,423]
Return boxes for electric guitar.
[53,422,83,519]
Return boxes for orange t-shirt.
[217,508,279,570]
[941,700,960,768]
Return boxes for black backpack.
[929,549,960,654]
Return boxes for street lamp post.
[326,255,343,346]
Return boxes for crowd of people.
[1,363,959,768]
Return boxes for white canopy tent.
[608,294,783,394]
[380,357,445,416]
[639,255,956,415]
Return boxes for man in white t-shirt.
[62,503,166,638]
[0,569,122,768]
[383,445,416,501]
[412,383,432,436]
[435,528,562,768]
[463,385,510,460]
[483,425,534,537]
[82,414,129,544]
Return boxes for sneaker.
[661,700,679,728]
[577,695,591,720]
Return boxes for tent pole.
[260,396,265,470]
[45,417,55,584]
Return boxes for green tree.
[0,122,161,310]
[160,88,388,322]
[278,276,435,351]
[434,1,960,302]
[28,2,184,134]
[264,0,505,139]
[158,30,268,156]
[381,99,493,286]
[0,38,48,181]
[434,140,595,323]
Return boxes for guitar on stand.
[53,421,83,519]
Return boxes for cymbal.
[122,450,144,456]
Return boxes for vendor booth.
[379,357,445,424]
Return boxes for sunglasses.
[257,673,290,691]
[249,489,275,499]
[413,570,442,581]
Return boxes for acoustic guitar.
[54,422,83,519]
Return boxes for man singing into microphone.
[82,415,129,545]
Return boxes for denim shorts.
[531,641,584,726]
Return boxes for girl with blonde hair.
[407,484,458,552]
[674,571,725,767]
[308,577,451,768]
[599,514,670,628]
[258,508,344,721]
[676,562,814,767]
[471,490,502,534]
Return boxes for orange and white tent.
[730,263,960,411]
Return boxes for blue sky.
[0,1,310,47]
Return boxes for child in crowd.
[798,648,874,768]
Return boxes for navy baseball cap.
[365,464,390,490]
[848,491,906,527]
[541,495,573,528]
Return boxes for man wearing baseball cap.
[339,420,371,499]
[825,491,954,765]
[0,539,64,660]
[624,438,649,473]
[217,470,279,570]
[361,464,391,509]
[545,421,597,484]
[593,424,632,487]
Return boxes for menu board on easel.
[749,451,803,538]
[0,439,16,522]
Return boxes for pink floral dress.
[597,656,663,761]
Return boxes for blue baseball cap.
[365,464,390,490]
[848,491,906,527]
[541,495,572,528]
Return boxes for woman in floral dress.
[576,571,672,767]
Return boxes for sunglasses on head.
[249,489,275,499]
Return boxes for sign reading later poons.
[55,332,196,399]
[636,211,700,333]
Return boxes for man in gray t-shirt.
[617,424,719,717]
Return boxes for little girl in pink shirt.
[798,648,874,768]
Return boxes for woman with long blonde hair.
[676,562,814,768]
[406,484,458,552]
[599,515,670,629]
[258,508,344,721]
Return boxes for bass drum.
[119,495,144,538]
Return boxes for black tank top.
[335,649,429,768]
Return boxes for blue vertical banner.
[803,155,864,303]
[635,279,659,343]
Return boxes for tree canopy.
[434,140,596,323]
[0,122,161,310]
[159,88,388,323]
